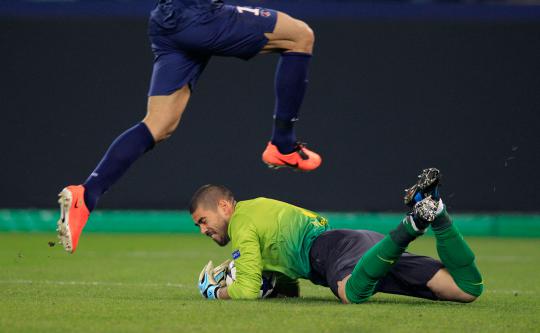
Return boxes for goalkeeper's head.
[190,184,236,246]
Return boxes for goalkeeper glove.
[212,259,231,287]
[198,260,221,299]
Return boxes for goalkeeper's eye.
[195,217,207,227]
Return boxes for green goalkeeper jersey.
[226,197,330,299]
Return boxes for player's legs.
[261,12,314,54]
[426,206,484,301]
[338,169,483,303]
[57,40,206,253]
[336,228,416,303]
[402,168,483,300]
[259,12,321,170]
[57,119,156,253]
[427,268,477,302]
[144,85,190,142]
[57,88,189,254]
[338,198,437,304]
[83,48,200,212]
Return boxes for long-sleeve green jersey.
[226,197,330,299]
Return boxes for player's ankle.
[431,201,453,231]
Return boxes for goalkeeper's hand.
[212,259,231,287]
[198,260,222,299]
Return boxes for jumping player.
[194,168,484,303]
[56,0,322,253]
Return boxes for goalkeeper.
[194,168,483,303]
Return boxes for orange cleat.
[262,141,322,172]
[56,185,90,254]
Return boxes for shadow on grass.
[261,295,471,308]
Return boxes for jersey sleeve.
[227,222,263,300]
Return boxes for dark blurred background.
[1,0,539,212]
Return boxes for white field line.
[0,279,183,288]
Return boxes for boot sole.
[403,168,441,206]
[57,188,74,253]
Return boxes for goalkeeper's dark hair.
[189,184,235,214]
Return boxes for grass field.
[1,233,539,333]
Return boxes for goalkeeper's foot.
[57,185,90,254]
[403,168,441,207]
[411,196,440,229]
[262,141,322,172]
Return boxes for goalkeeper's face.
[191,200,233,247]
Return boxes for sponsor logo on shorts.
[261,10,271,17]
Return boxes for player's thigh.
[310,230,382,301]
[427,268,477,303]
[375,253,443,300]
[261,12,314,54]
[148,38,210,96]
[167,5,277,60]
[145,45,209,140]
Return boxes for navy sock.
[83,122,155,211]
[271,52,311,154]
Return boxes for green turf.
[1,233,539,333]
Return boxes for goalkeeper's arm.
[217,287,231,299]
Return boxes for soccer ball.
[225,260,276,298]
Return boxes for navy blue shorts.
[309,229,444,301]
[148,4,278,96]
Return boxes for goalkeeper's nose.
[199,224,208,235]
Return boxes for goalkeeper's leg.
[426,203,484,301]
[338,198,437,304]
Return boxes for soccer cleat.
[412,196,440,227]
[262,141,322,172]
[403,168,441,207]
[57,185,90,254]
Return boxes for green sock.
[345,216,422,304]
[432,208,484,297]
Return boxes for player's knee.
[143,117,181,143]
[428,268,484,302]
[155,122,180,142]
[455,281,483,302]
[340,276,374,305]
[460,294,478,303]
[291,20,315,53]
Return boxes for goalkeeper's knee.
[452,266,484,298]
[344,277,376,304]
